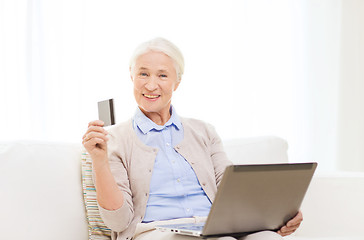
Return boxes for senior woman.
[82,38,302,240]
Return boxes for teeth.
[144,94,159,99]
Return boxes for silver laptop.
[156,162,317,238]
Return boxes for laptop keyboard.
[172,223,205,231]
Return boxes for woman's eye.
[160,74,167,78]
[140,72,148,77]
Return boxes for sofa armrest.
[0,141,89,240]
[295,172,364,238]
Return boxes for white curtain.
[1,0,363,172]
[0,0,84,141]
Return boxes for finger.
[83,137,108,149]
[82,134,108,148]
[284,229,297,236]
[278,223,301,237]
[88,120,105,128]
[83,132,109,143]
[278,224,300,235]
[83,126,108,140]
[287,211,303,227]
[277,230,296,237]
[84,125,108,136]
[280,222,301,233]
[83,133,108,145]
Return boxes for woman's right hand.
[82,120,109,162]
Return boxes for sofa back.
[0,136,288,240]
[223,136,288,164]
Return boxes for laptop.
[155,162,317,238]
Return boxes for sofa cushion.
[295,172,364,239]
[81,150,111,239]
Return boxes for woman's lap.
[133,217,283,240]
[134,229,283,240]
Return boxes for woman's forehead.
[137,66,170,73]
[135,51,176,71]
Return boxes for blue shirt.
[132,106,211,222]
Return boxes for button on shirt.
[133,106,211,223]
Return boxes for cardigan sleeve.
[205,123,233,186]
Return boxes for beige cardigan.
[97,117,232,240]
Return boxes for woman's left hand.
[277,210,303,236]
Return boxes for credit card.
[98,99,115,126]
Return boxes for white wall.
[230,0,343,172]
[1,0,363,172]
[337,0,364,171]
[291,0,342,171]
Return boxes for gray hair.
[129,37,185,82]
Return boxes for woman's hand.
[82,120,109,162]
[277,210,303,236]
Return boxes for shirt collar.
[133,105,182,134]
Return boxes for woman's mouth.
[143,94,160,99]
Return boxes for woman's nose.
[145,77,158,91]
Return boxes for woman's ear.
[174,81,180,91]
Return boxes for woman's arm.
[83,120,124,210]
[205,123,233,186]
[83,120,132,232]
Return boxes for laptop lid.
[201,162,317,237]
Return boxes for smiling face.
[131,51,180,125]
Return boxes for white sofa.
[1,137,363,240]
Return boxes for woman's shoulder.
[180,117,217,136]
[107,119,134,141]
[181,116,209,126]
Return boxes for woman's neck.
[139,106,171,126]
